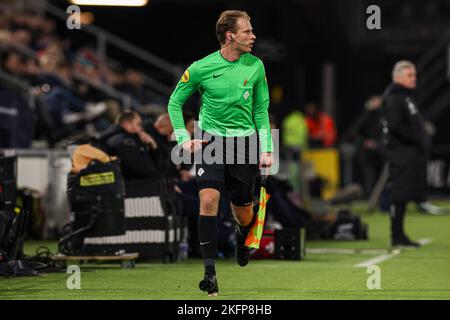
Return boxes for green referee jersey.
[167,50,272,152]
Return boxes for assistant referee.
[167,10,273,296]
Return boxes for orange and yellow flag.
[245,181,270,249]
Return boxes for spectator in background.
[36,56,107,129]
[280,109,308,194]
[282,106,309,152]
[23,57,40,83]
[382,60,428,248]
[358,96,384,197]
[9,28,32,47]
[104,110,161,180]
[143,111,195,179]
[106,64,126,89]
[73,48,101,85]
[1,51,25,77]
[120,68,153,104]
[341,95,384,198]
[115,68,167,113]
[305,102,337,148]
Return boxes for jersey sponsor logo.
[181,69,190,83]
[213,73,224,78]
[198,168,205,176]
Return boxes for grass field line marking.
[306,248,388,255]
[418,238,433,245]
[354,254,396,268]
[354,238,433,268]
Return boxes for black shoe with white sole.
[392,236,421,248]
[199,273,219,296]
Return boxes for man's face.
[395,67,417,89]
[231,18,256,53]
[122,115,142,134]
[5,53,21,72]
[127,70,143,86]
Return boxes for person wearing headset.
[167,10,273,296]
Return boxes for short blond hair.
[215,10,250,45]
[392,60,415,80]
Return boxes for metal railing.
[72,71,142,109]
[35,0,180,94]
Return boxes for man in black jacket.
[381,60,430,248]
[102,110,161,180]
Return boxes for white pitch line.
[306,248,388,255]
[354,253,397,268]
[354,238,433,268]
[418,238,433,245]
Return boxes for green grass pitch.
[1,201,450,300]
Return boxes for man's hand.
[138,130,158,150]
[363,139,378,150]
[174,184,182,194]
[259,152,273,169]
[179,169,193,182]
[181,139,208,153]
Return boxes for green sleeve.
[167,63,200,145]
[253,61,273,152]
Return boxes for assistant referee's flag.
[245,174,270,249]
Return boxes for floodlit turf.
[1,201,450,300]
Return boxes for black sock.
[198,215,218,275]
[390,202,406,240]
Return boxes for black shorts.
[196,132,259,206]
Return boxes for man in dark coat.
[381,60,430,248]
[102,110,161,180]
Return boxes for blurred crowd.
[0,6,167,147]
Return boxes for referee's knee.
[199,188,220,216]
